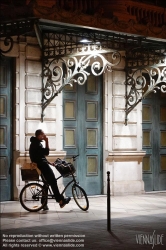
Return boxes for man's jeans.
[38,162,63,202]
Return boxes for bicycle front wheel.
[72,184,89,211]
[20,182,47,212]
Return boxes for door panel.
[63,72,103,195]
[0,57,12,201]
[142,88,166,191]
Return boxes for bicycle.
[19,155,89,212]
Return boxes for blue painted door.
[142,87,166,191]
[63,72,103,195]
[0,57,12,201]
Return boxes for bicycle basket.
[21,163,39,181]
[54,158,75,177]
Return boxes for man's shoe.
[43,205,49,210]
[59,197,71,208]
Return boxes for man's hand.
[43,134,48,142]
[42,133,49,149]
[48,162,56,166]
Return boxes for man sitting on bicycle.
[29,129,71,210]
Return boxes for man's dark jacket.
[29,136,49,165]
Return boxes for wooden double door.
[0,57,13,201]
[142,89,166,191]
[63,73,103,195]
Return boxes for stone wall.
[103,53,145,195]
[1,37,66,199]
[0,36,145,198]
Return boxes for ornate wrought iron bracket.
[0,36,13,55]
[125,45,166,125]
[125,65,166,125]
[38,22,166,123]
[0,18,38,56]
[41,52,121,121]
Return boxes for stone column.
[104,52,145,195]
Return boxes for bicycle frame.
[36,172,78,199]
[20,155,89,212]
[30,155,79,200]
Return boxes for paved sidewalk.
[0,193,166,250]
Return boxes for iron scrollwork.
[41,51,121,121]
[125,66,166,125]
[126,47,166,68]
[0,36,13,55]
[0,18,39,56]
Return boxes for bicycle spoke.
[72,184,89,211]
[20,183,47,212]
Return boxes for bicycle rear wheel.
[72,184,89,211]
[19,182,47,212]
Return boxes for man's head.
[35,129,45,141]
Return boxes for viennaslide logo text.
[136,230,164,249]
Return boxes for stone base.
[112,180,145,196]
[104,151,146,196]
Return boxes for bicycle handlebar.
[72,155,79,161]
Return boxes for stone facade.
[31,0,166,40]
[1,0,165,199]
[0,37,66,199]
[103,54,145,195]
[0,36,146,198]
